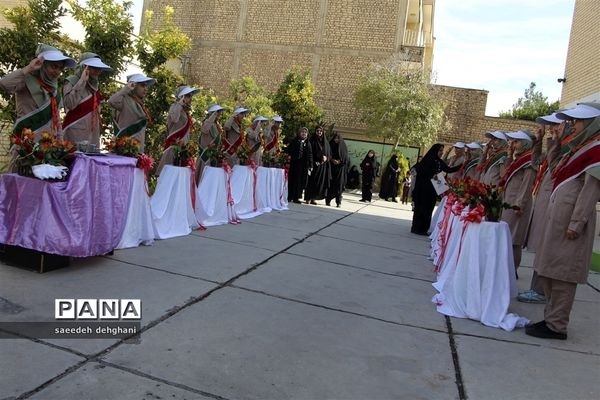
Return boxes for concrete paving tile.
[104,288,457,400]
[450,299,600,355]
[515,266,600,303]
[286,235,436,281]
[0,339,83,399]
[456,335,600,400]
[29,362,212,400]
[235,253,447,331]
[109,234,275,282]
[192,221,307,252]
[0,257,216,355]
[317,223,430,256]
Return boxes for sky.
[61,0,575,116]
[432,0,575,116]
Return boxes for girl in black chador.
[379,154,400,202]
[326,132,349,207]
[410,144,461,235]
[286,127,313,203]
[304,125,332,205]
[359,150,378,202]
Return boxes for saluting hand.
[79,66,90,84]
[23,57,44,74]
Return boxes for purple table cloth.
[0,154,136,257]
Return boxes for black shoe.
[359,199,367,202]
[336,204,341,208]
[292,199,301,204]
[391,198,398,203]
[525,321,567,340]
[310,200,317,205]
[325,202,331,206]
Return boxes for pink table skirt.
[0,154,136,257]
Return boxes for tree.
[136,6,192,163]
[66,0,135,81]
[271,67,323,141]
[354,62,446,147]
[67,0,136,142]
[0,0,80,122]
[228,76,275,119]
[499,82,560,121]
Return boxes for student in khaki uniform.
[0,44,75,139]
[478,130,509,186]
[442,142,466,178]
[223,107,249,166]
[462,142,483,180]
[500,130,536,275]
[62,53,112,148]
[156,85,199,175]
[108,73,155,153]
[245,116,268,166]
[195,104,225,184]
[518,113,565,303]
[527,103,600,340]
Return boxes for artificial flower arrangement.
[204,142,226,167]
[11,130,76,179]
[446,176,519,222]
[274,150,291,168]
[236,142,252,165]
[104,136,154,175]
[172,139,197,168]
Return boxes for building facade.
[142,0,435,135]
[560,0,600,108]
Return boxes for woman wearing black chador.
[304,125,332,205]
[410,143,460,235]
[360,150,378,202]
[379,154,400,202]
[286,127,313,203]
[326,132,349,207]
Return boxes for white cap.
[466,142,482,149]
[535,113,562,125]
[176,85,199,98]
[453,142,466,149]
[555,104,600,120]
[207,104,225,113]
[505,130,533,142]
[80,57,112,71]
[39,50,76,68]
[127,73,155,86]
[484,130,508,140]
[272,115,284,123]
[233,107,249,115]
[253,116,268,123]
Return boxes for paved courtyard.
[1,192,599,400]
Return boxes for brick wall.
[434,84,538,146]
[560,0,600,106]
[0,0,27,29]
[141,1,532,148]
[143,0,429,131]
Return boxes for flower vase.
[485,208,501,222]
[17,164,34,178]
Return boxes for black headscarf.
[416,143,444,179]
[329,132,348,163]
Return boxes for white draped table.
[256,167,288,212]
[231,165,264,219]
[151,165,199,239]
[431,220,529,331]
[117,168,155,249]
[195,166,237,226]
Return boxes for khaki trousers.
[538,275,577,334]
